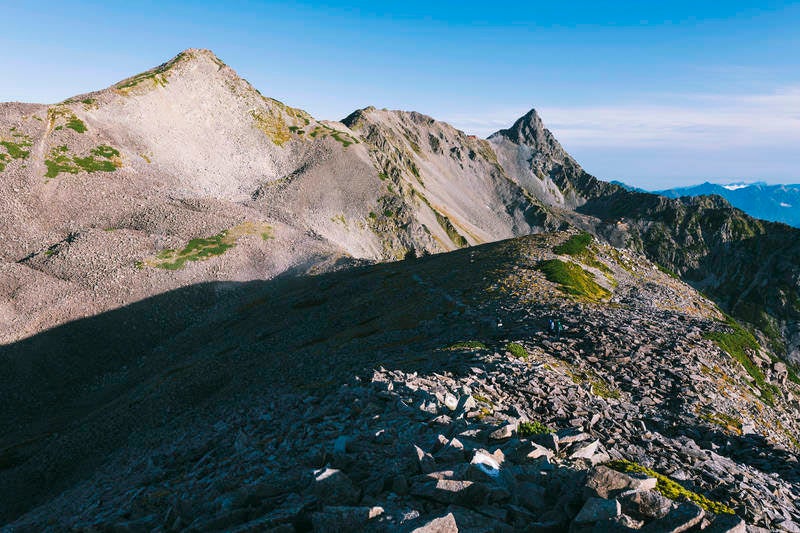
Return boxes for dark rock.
[618,489,674,520]
[311,506,384,533]
[704,513,746,533]
[640,502,704,532]
[530,432,560,453]
[312,468,360,506]
[573,497,622,524]
[410,479,490,508]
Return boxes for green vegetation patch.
[563,363,621,399]
[0,137,32,160]
[590,378,622,399]
[309,124,359,148]
[47,106,89,134]
[251,109,291,146]
[447,340,487,350]
[152,233,233,270]
[699,410,743,435]
[553,232,593,255]
[44,144,121,179]
[330,129,356,147]
[65,117,87,133]
[435,211,468,247]
[518,421,552,436]
[703,316,779,405]
[144,222,274,270]
[91,145,120,159]
[607,460,735,515]
[553,232,612,276]
[506,342,528,359]
[115,51,185,93]
[536,259,610,301]
[416,192,469,248]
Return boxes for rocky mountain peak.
[491,108,572,165]
[109,48,233,95]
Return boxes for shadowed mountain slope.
[1,233,799,529]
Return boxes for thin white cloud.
[445,86,800,150]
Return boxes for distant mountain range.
[613,181,800,228]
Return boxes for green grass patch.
[447,340,487,350]
[154,233,234,270]
[114,51,186,93]
[144,222,273,270]
[590,378,621,399]
[518,421,552,436]
[787,362,800,386]
[90,145,119,158]
[536,259,610,302]
[330,130,355,147]
[553,232,593,255]
[553,232,612,276]
[44,144,120,179]
[607,460,735,515]
[1,139,32,160]
[435,212,468,247]
[703,316,778,405]
[506,342,528,359]
[65,117,87,133]
[309,124,359,147]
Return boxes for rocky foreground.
[4,233,799,531]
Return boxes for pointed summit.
[111,48,230,94]
[490,108,570,164]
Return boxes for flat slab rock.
[641,502,705,533]
[584,466,658,499]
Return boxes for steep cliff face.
[343,107,557,256]
[488,109,617,209]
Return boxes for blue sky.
[1,1,798,188]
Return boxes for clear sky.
[1,1,798,188]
